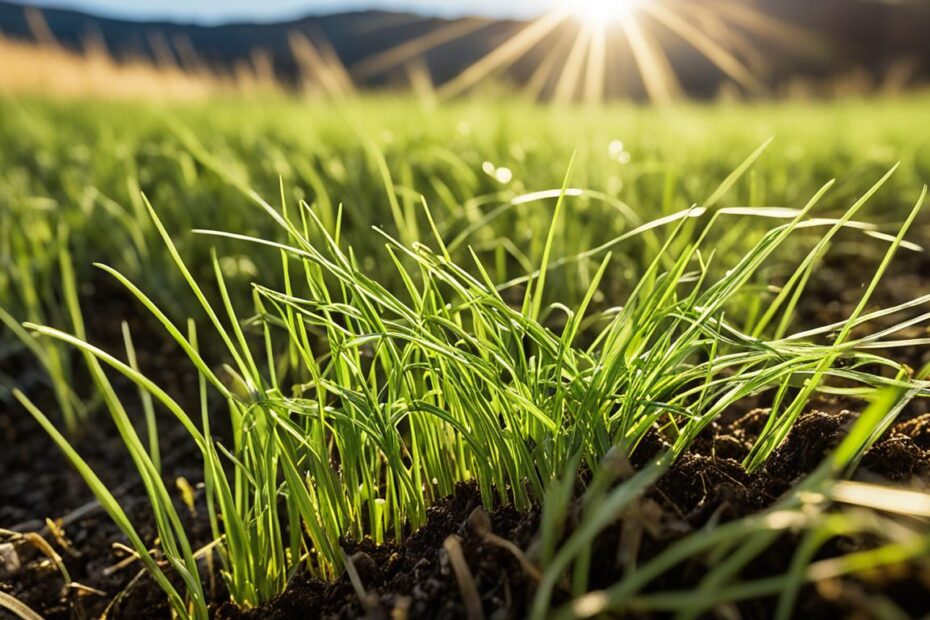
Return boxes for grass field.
[2,93,930,618]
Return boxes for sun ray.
[675,4,768,70]
[555,25,593,103]
[711,20,771,72]
[344,0,810,104]
[703,0,821,50]
[640,0,765,94]
[351,18,492,81]
[618,15,680,104]
[524,27,578,101]
[583,22,608,104]
[438,10,569,99]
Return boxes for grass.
[538,379,930,619]
[0,35,237,101]
[13,159,930,615]
[4,93,930,617]
[3,94,930,432]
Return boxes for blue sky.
[18,0,556,23]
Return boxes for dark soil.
[2,245,930,619]
[5,396,928,620]
[208,407,930,620]
[1,276,218,619]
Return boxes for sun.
[570,0,644,27]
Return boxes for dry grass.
[0,5,361,102]
[0,35,256,101]
[0,32,366,101]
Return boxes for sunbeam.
[350,18,492,81]
[349,0,807,104]
[437,10,570,99]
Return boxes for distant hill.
[1,0,928,99]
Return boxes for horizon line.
[9,0,547,27]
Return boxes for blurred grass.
[3,95,928,288]
[1,94,929,422]
[0,37,247,101]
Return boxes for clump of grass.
[15,151,929,617]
